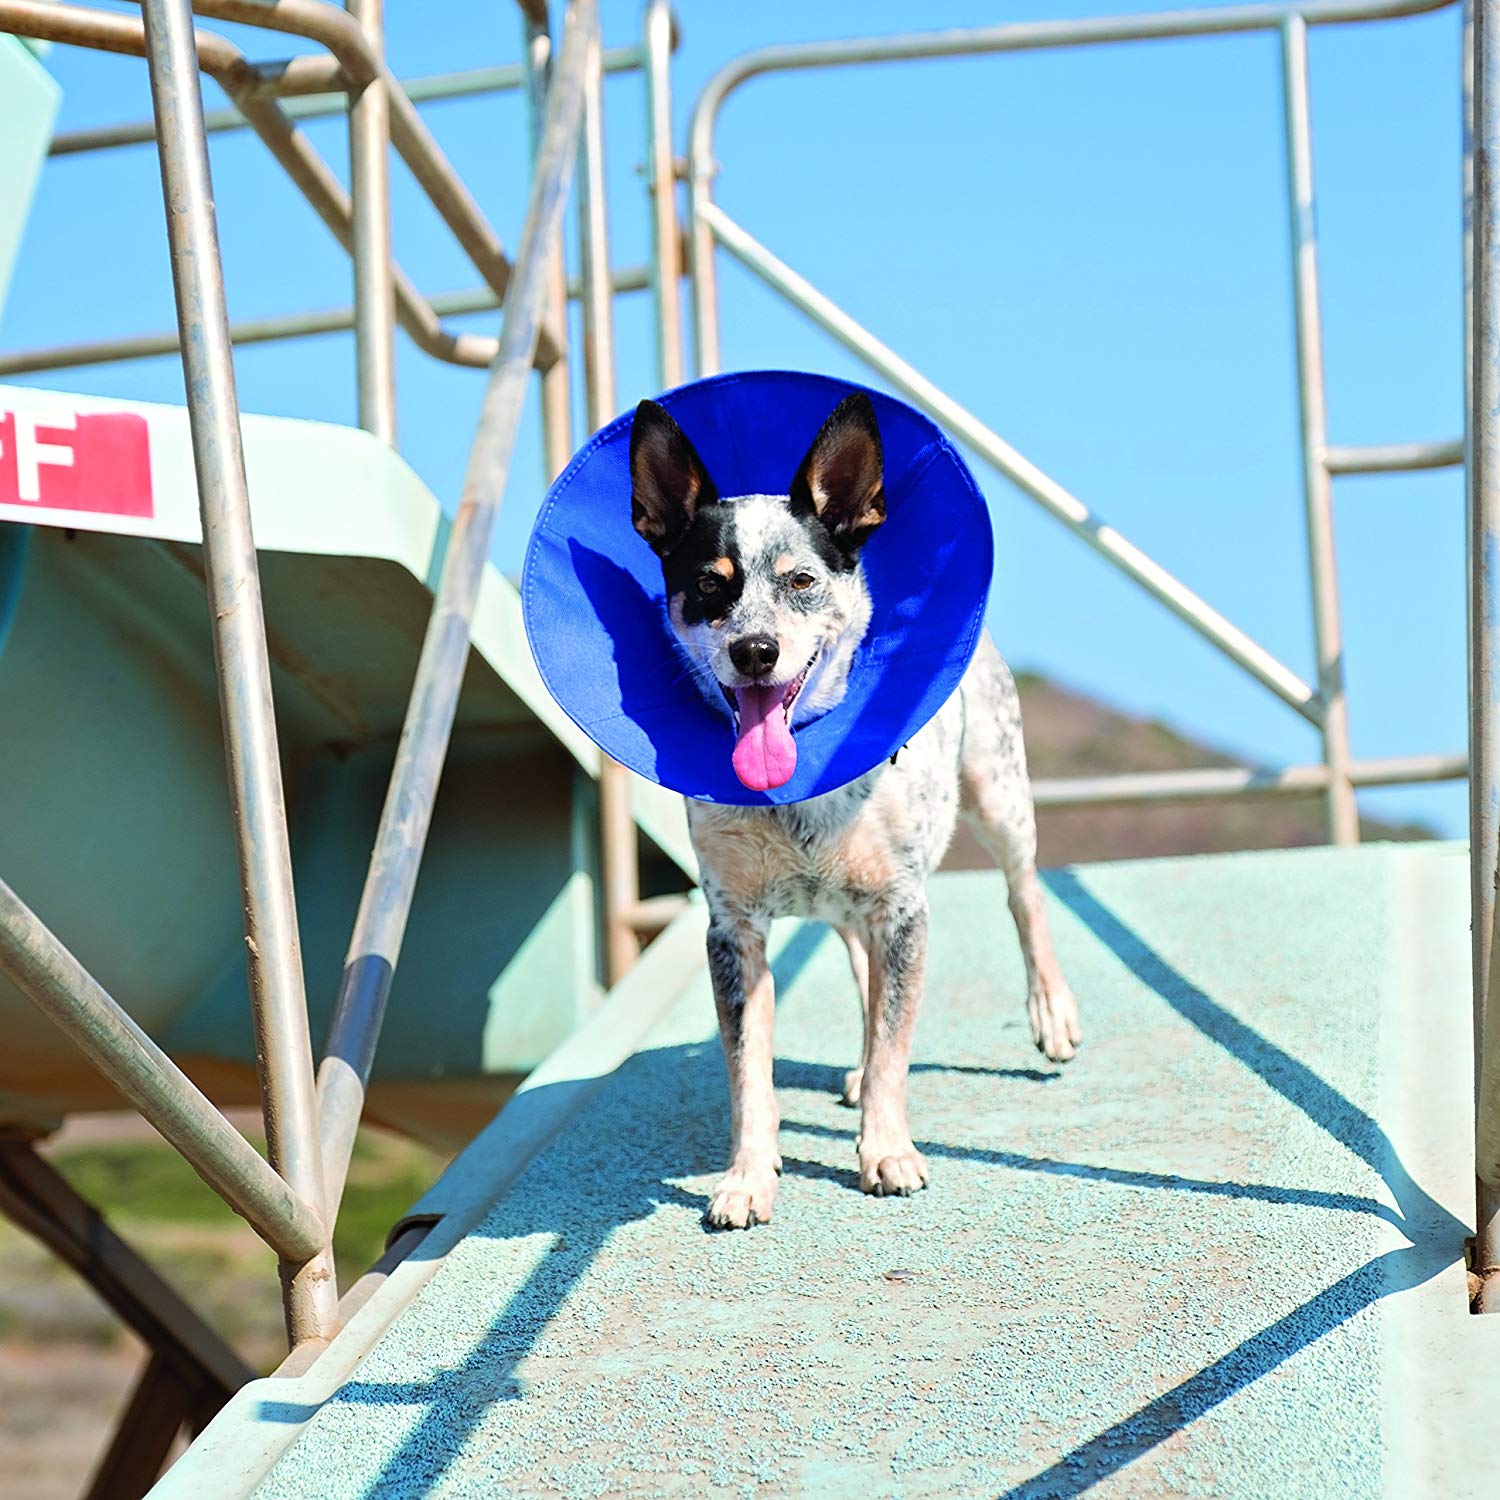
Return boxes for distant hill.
[944,671,1433,870]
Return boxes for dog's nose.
[729,634,780,678]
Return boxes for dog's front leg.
[704,917,781,1229]
[857,894,931,1197]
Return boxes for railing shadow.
[258,878,1467,1497]
[999,870,1469,1498]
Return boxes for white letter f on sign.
[0,410,78,503]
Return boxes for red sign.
[0,409,154,519]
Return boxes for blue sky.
[2,0,1470,834]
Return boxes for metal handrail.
[347,0,396,443]
[1471,0,1499,1312]
[1282,13,1356,842]
[48,46,649,155]
[1324,439,1464,474]
[686,0,1459,377]
[1033,752,1469,808]
[574,19,642,986]
[140,0,337,1344]
[0,8,684,387]
[314,0,596,1224]
[687,2,1465,848]
[0,0,500,372]
[699,201,1324,724]
[0,0,615,1353]
[0,263,656,377]
[684,0,1497,1312]
[136,0,567,366]
[0,876,326,1265]
[643,0,684,390]
[0,0,569,373]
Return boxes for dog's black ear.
[788,392,885,549]
[630,400,718,556]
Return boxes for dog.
[629,391,1081,1229]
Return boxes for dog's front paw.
[1029,977,1082,1063]
[705,1158,780,1230]
[858,1140,930,1198]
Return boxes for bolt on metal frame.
[683,0,1500,1308]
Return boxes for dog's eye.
[696,574,723,596]
[789,572,816,591]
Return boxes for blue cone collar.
[521,370,993,805]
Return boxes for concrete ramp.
[162,842,1499,1498]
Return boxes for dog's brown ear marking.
[789,391,886,549]
[630,400,719,556]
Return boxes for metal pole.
[1472,0,1500,1314]
[347,0,397,444]
[0,878,326,1264]
[0,265,653,379]
[576,17,641,985]
[578,26,618,427]
[688,126,721,377]
[1323,439,1464,473]
[167,0,566,369]
[139,0,336,1346]
[523,10,574,484]
[48,47,651,156]
[644,0,684,388]
[1466,0,1491,1116]
[315,0,598,1221]
[1031,751,1469,807]
[1281,16,1358,846]
[0,0,505,375]
[702,200,1324,725]
[685,3,1459,381]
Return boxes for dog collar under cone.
[521,370,993,806]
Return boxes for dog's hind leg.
[704,917,782,1229]
[838,926,869,1107]
[959,641,1082,1063]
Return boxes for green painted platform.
[0,379,693,1140]
[161,842,1500,1497]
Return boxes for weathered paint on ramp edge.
[249,844,1495,1497]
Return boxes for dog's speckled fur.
[630,394,1080,1229]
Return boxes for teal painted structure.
[0,379,692,1143]
[0,36,56,322]
[166,844,1498,1498]
[0,49,693,1146]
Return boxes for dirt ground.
[0,1113,443,1500]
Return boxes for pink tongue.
[731,683,797,791]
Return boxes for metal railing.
[1470,0,1500,1313]
[0,0,674,1352]
[0,0,1494,1377]
[682,0,1496,1307]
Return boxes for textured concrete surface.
[251,844,1496,1498]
